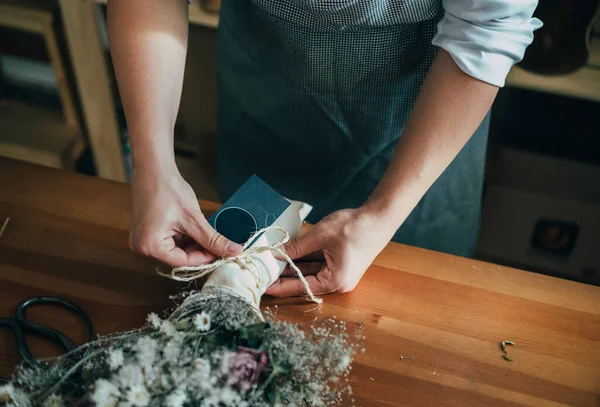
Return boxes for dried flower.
[125,384,150,407]
[108,348,125,371]
[147,313,161,329]
[225,346,268,391]
[117,365,143,389]
[160,320,177,336]
[163,339,182,363]
[3,290,359,407]
[0,384,13,403]
[201,396,219,407]
[42,394,64,407]
[193,312,211,332]
[164,388,187,407]
[134,337,157,367]
[194,358,211,376]
[91,379,119,407]
[0,383,31,406]
[214,386,243,405]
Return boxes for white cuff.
[432,0,543,87]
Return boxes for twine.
[158,226,322,304]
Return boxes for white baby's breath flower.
[160,320,177,336]
[193,312,211,332]
[117,364,143,389]
[170,370,188,386]
[42,394,65,407]
[165,388,187,407]
[163,339,181,363]
[0,383,14,402]
[201,396,219,407]
[146,313,161,329]
[134,337,157,366]
[338,354,351,371]
[160,374,171,390]
[193,357,211,373]
[185,371,209,393]
[218,351,235,376]
[91,379,120,407]
[125,385,150,407]
[216,386,242,405]
[109,348,125,371]
[0,384,30,406]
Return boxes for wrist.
[131,153,179,183]
[360,198,407,235]
[130,146,177,178]
[359,199,405,235]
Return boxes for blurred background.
[0,0,599,286]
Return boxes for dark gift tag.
[208,175,290,245]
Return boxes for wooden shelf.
[95,0,219,29]
[0,100,85,169]
[506,66,600,102]
[506,40,600,102]
[189,4,219,28]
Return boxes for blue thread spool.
[213,207,258,244]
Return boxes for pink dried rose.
[227,346,269,391]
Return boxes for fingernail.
[227,241,243,253]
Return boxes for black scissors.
[0,296,94,383]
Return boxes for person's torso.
[216,0,489,256]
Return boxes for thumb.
[284,226,328,260]
[185,213,243,257]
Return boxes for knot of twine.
[159,226,322,304]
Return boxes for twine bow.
[158,226,322,304]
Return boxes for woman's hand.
[129,164,243,266]
[265,205,399,297]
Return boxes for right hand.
[129,164,243,266]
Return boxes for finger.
[151,239,217,267]
[265,267,334,297]
[296,250,325,262]
[182,249,217,265]
[275,249,325,263]
[183,242,217,264]
[281,261,323,277]
[284,227,330,260]
[185,213,243,257]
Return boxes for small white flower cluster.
[86,310,258,407]
[4,292,358,407]
[0,383,31,407]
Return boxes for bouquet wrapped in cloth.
[0,202,360,407]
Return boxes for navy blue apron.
[216,0,490,256]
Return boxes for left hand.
[265,206,399,297]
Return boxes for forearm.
[107,0,189,172]
[366,49,498,226]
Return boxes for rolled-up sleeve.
[432,0,543,87]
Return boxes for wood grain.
[0,158,599,406]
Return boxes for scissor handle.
[15,296,95,352]
[0,318,41,383]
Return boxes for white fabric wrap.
[201,201,312,308]
[432,0,543,87]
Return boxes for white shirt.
[432,0,543,87]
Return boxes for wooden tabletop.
[0,158,599,406]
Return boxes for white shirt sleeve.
[432,0,543,87]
